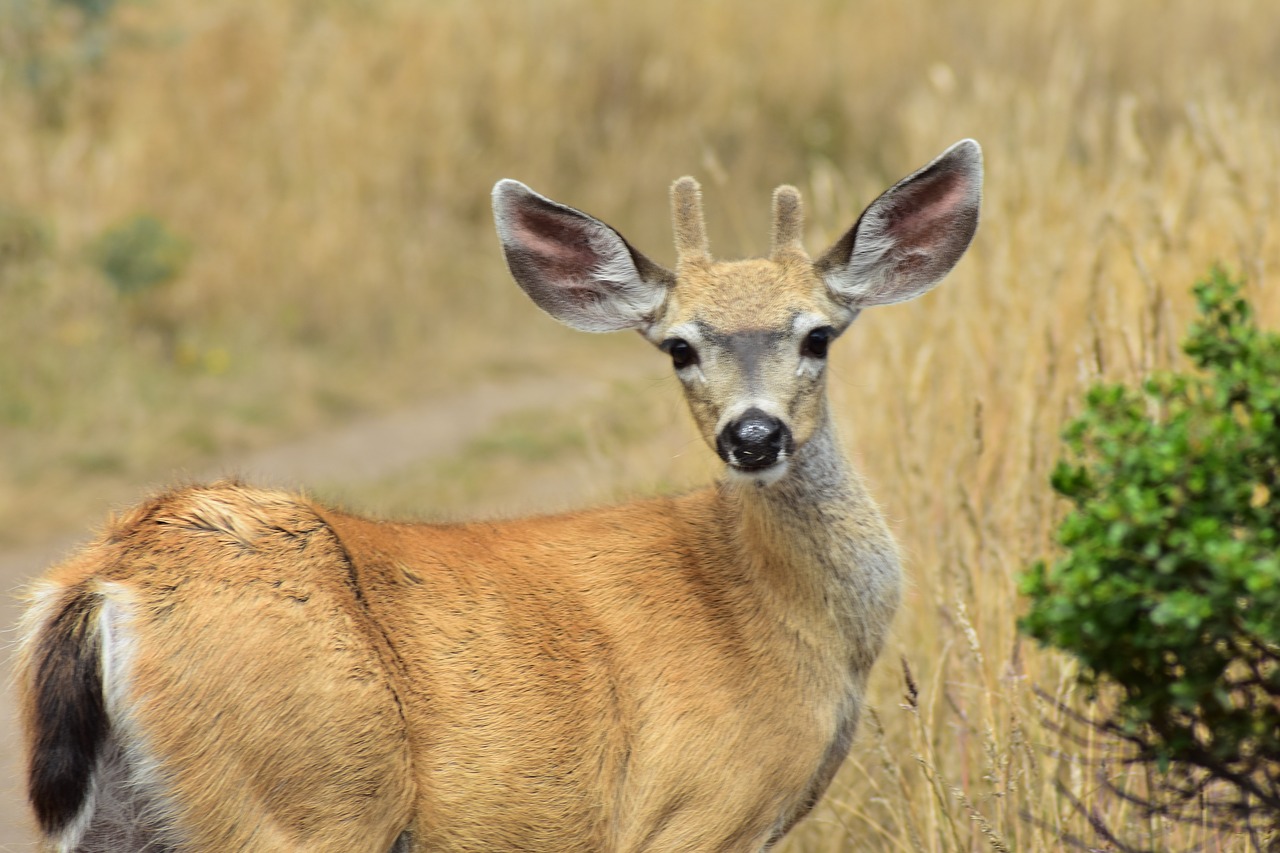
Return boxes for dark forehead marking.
[692,314,798,347]
[693,318,798,382]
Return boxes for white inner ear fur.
[588,231,666,327]
[833,223,906,306]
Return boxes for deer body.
[18,141,981,852]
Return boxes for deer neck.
[723,405,902,671]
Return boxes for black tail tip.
[26,588,108,837]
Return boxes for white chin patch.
[726,459,790,486]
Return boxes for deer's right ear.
[493,180,674,333]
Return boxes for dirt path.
[0,370,630,849]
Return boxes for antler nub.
[671,176,710,266]
[770,185,807,261]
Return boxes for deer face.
[646,257,848,480]
[492,140,983,483]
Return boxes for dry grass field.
[3,0,1280,849]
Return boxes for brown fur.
[18,142,981,852]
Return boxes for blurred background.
[1,0,1278,848]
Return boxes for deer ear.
[492,180,674,333]
[817,139,982,308]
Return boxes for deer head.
[492,140,982,483]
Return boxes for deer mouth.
[725,456,791,486]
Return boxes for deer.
[16,139,982,852]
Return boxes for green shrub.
[1021,268,1280,831]
[89,213,190,297]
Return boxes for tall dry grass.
[2,0,1280,848]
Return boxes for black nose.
[717,408,791,470]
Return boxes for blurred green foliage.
[2,0,120,126]
[1022,268,1280,820]
[56,0,117,22]
[0,204,50,274]
[90,213,190,297]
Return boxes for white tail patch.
[64,582,181,852]
[97,582,138,726]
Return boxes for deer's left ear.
[493,180,674,333]
[817,139,982,308]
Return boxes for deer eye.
[662,338,699,370]
[801,327,833,359]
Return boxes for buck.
[18,140,982,852]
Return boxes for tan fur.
[670,176,711,265]
[769,185,806,260]
[22,466,898,850]
[21,488,416,851]
[19,144,980,852]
